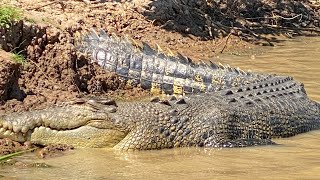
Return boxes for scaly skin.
[77,30,271,95]
[0,76,319,150]
[1,30,319,150]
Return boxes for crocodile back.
[108,76,320,150]
[201,75,320,138]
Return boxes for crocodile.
[0,75,319,150]
[0,30,319,150]
[77,30,272,95]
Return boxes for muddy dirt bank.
[0,20,149,113]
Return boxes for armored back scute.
[77,29,271,95]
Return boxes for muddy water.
[1,37,320,179]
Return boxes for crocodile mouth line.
[31,124,127,148]
[0,118,113,142]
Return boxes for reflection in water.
[1,37,320,179]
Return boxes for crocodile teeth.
[13,125,22,133]
[52,129,58,133]
[3,130,12,136]
[8,123,13,130]
[0,128,5,134]
[21,126,29,134]
[2,121,8,129]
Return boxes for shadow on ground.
[143,0,320,43]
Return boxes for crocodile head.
[1,96,191,150]
[0,98,128,148]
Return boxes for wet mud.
[0,138,33,156]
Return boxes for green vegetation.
[0,5,22,28]
[0,151,24,162]
[11,52,26,64]
[0,148,37,162]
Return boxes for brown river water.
[1,36,320,179]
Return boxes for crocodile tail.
[77,29,269,95]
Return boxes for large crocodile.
[0,75,319,150]
[0,30,319,150]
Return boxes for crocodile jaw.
[30,126,126,148]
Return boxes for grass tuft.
[11,52,26,64]
[0,148,37,162]
[0,5,22,28]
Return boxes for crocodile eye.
[106,106,117,113]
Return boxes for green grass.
[0,5,22,28]
[0,148,37,162]
[11,52,26,64]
